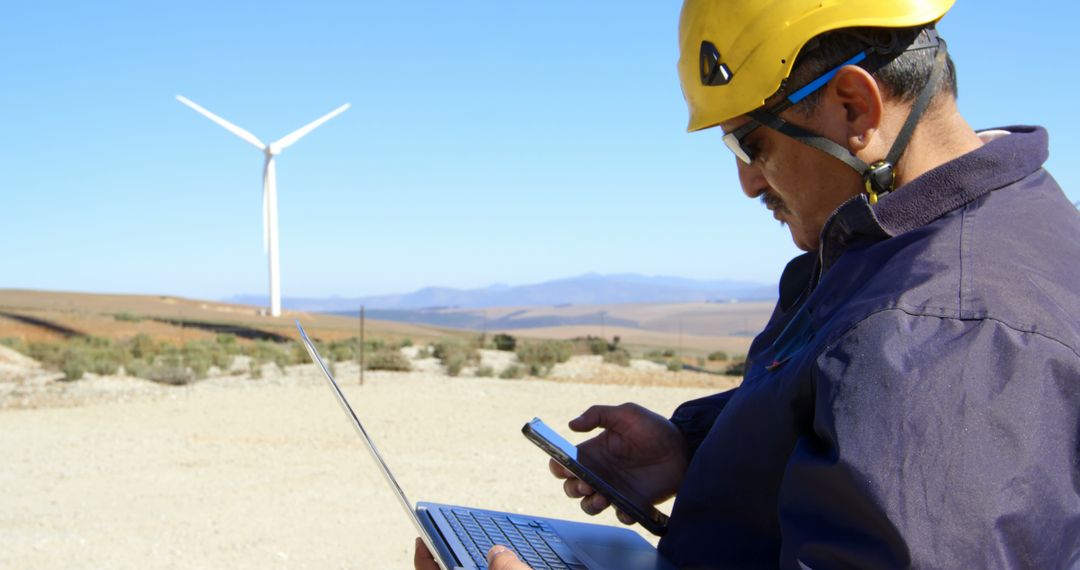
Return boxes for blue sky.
[3,1,1077,300]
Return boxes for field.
[0,289,762,567]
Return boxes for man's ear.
[826,65,883,153]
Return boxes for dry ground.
[0,347,737,569]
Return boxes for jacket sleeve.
[777,309,1080,568]
[670,389,737,460]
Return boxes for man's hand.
[551,403,688,524]
[414,538,531,569]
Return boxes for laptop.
[296,321,672,570]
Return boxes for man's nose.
[736,159,765,199]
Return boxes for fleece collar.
[817,126,1049,273]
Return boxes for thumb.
[568,404,615,432]
[487,545,531,570]
[569,404,634,433]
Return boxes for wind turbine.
[177,95,350,317]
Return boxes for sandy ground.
[0,347,735,569]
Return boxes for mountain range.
[224,273,777,312]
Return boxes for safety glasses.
[721,49,869,164]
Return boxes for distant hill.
[225,273,776,312]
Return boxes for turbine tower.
[177,95,349,317]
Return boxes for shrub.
[413,346,433,359]
[125,358,150,378]
[329,341,355,363]
[366,349,412,372]
[210,349,234,370]
[29,342,64,368]
[667,359,683,372]
[88,351,122,376]
[433,339,479,375]
[399,338,414,348]
[60,348,88,381]
[216,333,243,354]
[249,359,263,380]
[602,348,632,367]
[445,353,466,377]
[499,364,526,379]
[493,333,517,352]
[0,337,29,354]
[707,351,729,362]
[661,349,676,358]
[113,312,143,322]
[515,340,573,376]
[475,365,495,377]
[725,359,747,377]
[246,340,288,368]
[147,354,195,385]
[588,337,611,355]
[129,333,159,360]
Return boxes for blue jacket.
[659,127,1080,568]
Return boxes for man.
[418,0,1080,567]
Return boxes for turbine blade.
[272,103,350,151]
[176,95,267,151]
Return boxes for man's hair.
[784,26,957,114]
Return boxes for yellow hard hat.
[678,0,956,132]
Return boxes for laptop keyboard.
[440,507,587,570]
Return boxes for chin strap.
[863,36,949,204]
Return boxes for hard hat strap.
[864,37,950,202]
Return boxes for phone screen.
[522,417,669,535]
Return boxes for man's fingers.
[563,477,595,499]
[548,459,573,480]
[614,507,637,526]
[579,492,611,515]
[413,538,440,570]
[487,545,532,570]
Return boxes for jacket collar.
[817,125,1049,274]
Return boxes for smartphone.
[522,417,670,536]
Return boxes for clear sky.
[3,1,1077,300]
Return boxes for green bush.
[725,359,747,377]
[216,333,243,354]
[445,353,466,377]
[499,364,526,379]
[88,350,122,376]
[661,349,676,358]
[249,359,263,380]
[366,349,412,372]
[146,354,194,385]
[602,348,632,367]
[129,333,159,360]
[210,349,235,370]
[0,337,29,354]
[515,340,573,376]
[113,312,143,323]
[246,340,289,368]
[399,338,414,348]
[475,365,495,377]
[434,339,479,375]
[60,348,88,381]
[493,334,517,352]
[29,342,64,368]
[125,358,150,378]
[588,337,611,355]
[329,341,355,363]
[707,350,729,362]
[667,359,683,372]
